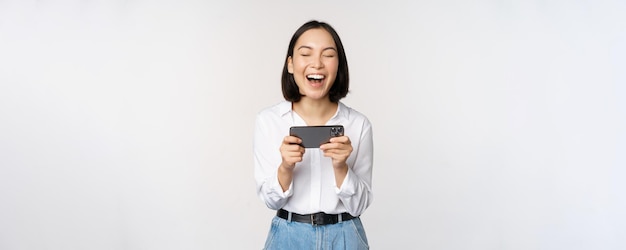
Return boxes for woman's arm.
[254,115,293,210]
[334,120,374,216]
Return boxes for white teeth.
[307,74,325,80]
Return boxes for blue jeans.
[263,216,369,250]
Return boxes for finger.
[283,136,302,145]
[283,157,302,167]
[287,149,305,157]
[329,136,350,144]
[286,156,303,163]
[322,148,344,156]
[323,151,348,162]
[291,158,303,164]
[320,141,341,150]
[322,148,336,156]
[281,139,304,149]
[323,147,351,156]
[284,143,303,150]
[282,146,305,155]
[320,142,350,151]
[284,152,303,161]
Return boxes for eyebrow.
[297,45,337,52]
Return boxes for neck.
[292,97,338,126]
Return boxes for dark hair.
[281,20,349,103]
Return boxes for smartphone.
[289,125,344,148]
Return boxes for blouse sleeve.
[335,118,374,216]
[253,114,292,210]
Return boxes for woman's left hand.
[320,136,352,169]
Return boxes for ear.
[287,56,294,74]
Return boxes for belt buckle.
[310,213,324,226]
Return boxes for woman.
[254,20,373,250]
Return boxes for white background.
[1,0,625,249]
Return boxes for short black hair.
[281,20,349,103]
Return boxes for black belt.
[277,209,357,226]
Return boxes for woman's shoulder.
[339,102,371,125]
[256,101,291,119]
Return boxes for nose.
[311,55,324,69]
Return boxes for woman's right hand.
[279,136,305,171]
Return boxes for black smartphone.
[289,125,344,148]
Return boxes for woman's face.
[288,28,339,101]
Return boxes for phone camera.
[330,127,343,137]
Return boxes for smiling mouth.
[306,74,325,83]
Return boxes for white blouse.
[254,101,373,216]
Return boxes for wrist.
[333,162,348,170]
[279,162,295,172]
